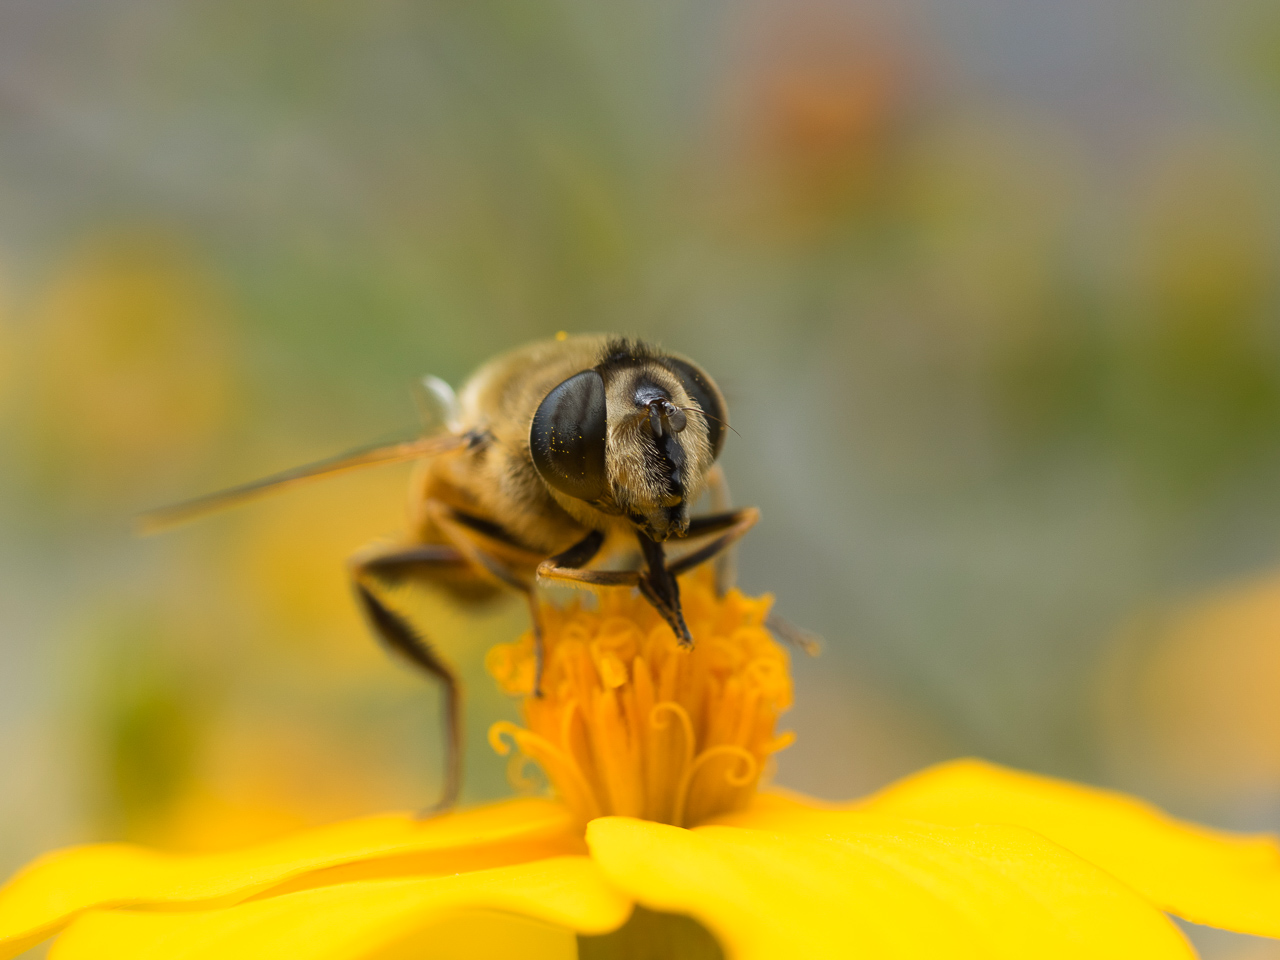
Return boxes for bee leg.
[358,543,470,582]
[702,463,735,596]
[423,500,563,696]
[351,546,468,817]
[674,508,820,655]
[644,506,759,643]
[763,613,822,656]
[636,533,693,646]
[667,507,760,579]
[536,532,699,647]
[534,530,617,585]
[534,563,640,588]
[536,532,638,693]
[522,531,607,693]
[423,501,542,592]
[533,555,643,671]
[526,597,545,698]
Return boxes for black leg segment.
[637,532,692,646]
[352,547,466,817]
[527,530,608,695]
[360,543,467,582]
[667,507,759,578]
[549,529,605,569]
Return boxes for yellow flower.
[4,577,1280,959]
[485,578,793,827]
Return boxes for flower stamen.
[486,570,794,827]
[674,744,758,829]
[488,721,603,821]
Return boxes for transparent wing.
[413,375,461,433]
[136,432,466,535]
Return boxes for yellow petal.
[0,798,576,959]
[849,759,1280,938]
[365,909,575,960]
[587,815,1193,960]
[49,856,629,960]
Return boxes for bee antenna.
[677,405,740,438]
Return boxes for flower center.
[486,570,794,827]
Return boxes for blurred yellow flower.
[4,578,1280,959]
[24,236,235,501]
[1104,570,1280,802]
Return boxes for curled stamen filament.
[650,701,696,770]
[649,701,697,824]
[673,745,759,828]
[506,752,543,794]
[489,722,603,822]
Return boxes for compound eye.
[664,358,727,459]
[530,370,609,502]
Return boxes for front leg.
[637,532,693,646]
[637,506,759,648]
[667,507,760,578]
[534,531,690,644]
[536,523,731,647]
[702,463,735,595]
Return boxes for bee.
[141,334,763,811]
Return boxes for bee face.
[530,345,727,541]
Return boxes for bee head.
[529,343,727,541]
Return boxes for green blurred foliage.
[88,614,213,842]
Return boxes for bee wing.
[135,432,466,535]
[413,375,461,433]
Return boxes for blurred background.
[2,0,1280,955]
